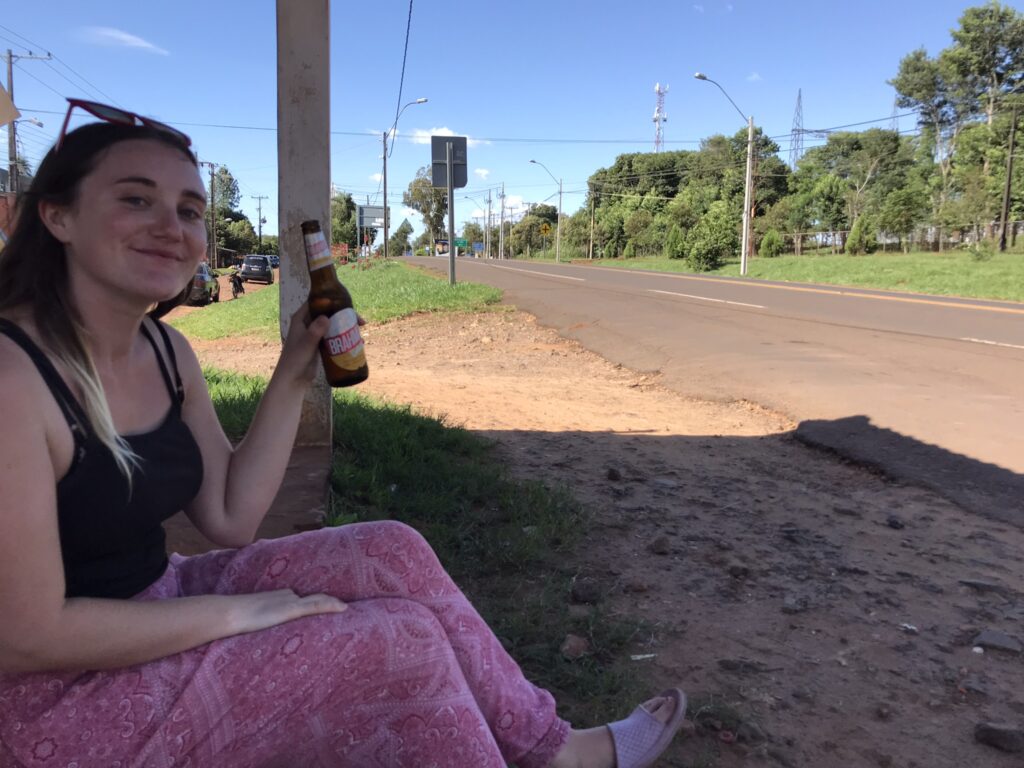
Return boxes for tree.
[462,221,484,250]
[811,174,848,252]
[213,166,241,212]
[330,192,357,248]
[845,216,878,255]
[946,2,1024,127]
[388,219,414,256]
[403,167,447,252]
[529,203,558,225]
[759,229,785,258]
[688,201,736,271]
[664,224,687,259]
[878,186,929,252]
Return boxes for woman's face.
[46,138,208,307]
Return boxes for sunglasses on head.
[56,98,192,151]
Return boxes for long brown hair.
[0,122,199,478]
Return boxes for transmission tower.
[653,82,668,153]
[790,88,804,170]
[890,97,900,133]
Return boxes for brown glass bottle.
[301,219,368,387]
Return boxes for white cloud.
[78,26,169,55]
[473,168,490,180]
[369,173,383,182]
[746,71,762,82]
[503,194,526,212]
[693,4,705,12]
[409,127,488,148]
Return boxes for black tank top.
[0,318,204,599]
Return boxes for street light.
[695,71,754,276]
[382,97,427,260]
[464,194,492,258]
[528,159,562,263]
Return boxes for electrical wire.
[389,0,415,159]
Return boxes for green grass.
[170,260,503,341]
[568,251,1024,302]
[204,365,648,726]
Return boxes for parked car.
[268,254,280,268]
[187,263,220,305]
[239,255,275,284]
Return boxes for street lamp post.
[695,72,753,276]
[383,98,427,260]
[464,194,492,258]
[529,159,562,263]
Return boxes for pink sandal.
[607,688,688,768]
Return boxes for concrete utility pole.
[251,194,268,249]
[6,48,52,195]
[486,188,492,259]
[695,72,754,276]
[498,183,505,259]
[199,160,217,265]
[276,0,331,447]
[588,191,596,259]
[999,106,1018,252]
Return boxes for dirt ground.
[174,290,1024,767]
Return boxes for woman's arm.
[0,340,344,675]
[172,306,330,546]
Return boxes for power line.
[390,0,415,158]
[0,23,122,106]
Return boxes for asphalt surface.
[407,256,1024,522]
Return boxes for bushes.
[759,229,785,258]
[687,201,737,272]
[846,216,878,255]
[664,224,687,260]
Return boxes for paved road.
[407,256,1024,518]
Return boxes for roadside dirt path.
[179,305,1024,768]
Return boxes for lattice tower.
[653,82,669,153]
[790,88,804,169]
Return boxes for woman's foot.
[550,693,682,768]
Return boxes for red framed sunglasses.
[56,98,192,151]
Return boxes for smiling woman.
[0,108,687,768]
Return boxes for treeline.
[495,2,1023,268]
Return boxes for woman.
[0,99,686,767]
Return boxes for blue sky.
[2,0,1012,243]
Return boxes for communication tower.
[790,89,804,169]
[653,82,668,153]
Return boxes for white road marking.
[960,337,1024,350]
[486,264,585,281]
[649,289,765,309]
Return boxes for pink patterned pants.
[0,522,570,767]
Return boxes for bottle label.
[323,308,365,370]
[304,231,333,271]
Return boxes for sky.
[2,0,1016,245]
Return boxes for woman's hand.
[276,305,330,385]
[228,589,347,635]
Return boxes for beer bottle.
[301,219,369,387]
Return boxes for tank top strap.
[140,319,185,406]
[0,318,91,450]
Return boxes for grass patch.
[575,251,1024,302]
[203,364,648,726]
[170,260,502,341]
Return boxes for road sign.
[472,241,484,252]
[540,222,552,236]
[454,238,468,248]
[357,205,386,228]
[431,136,468,188]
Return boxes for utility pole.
[486,188,492,259]
[999,106,1018,252]
[199,160,218,266]
[382,130,389,260]
[250,194,268,250]
[588,192,596,259]
[741,116,754,275]
[498,183,505,259]
[6,48,52,196]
